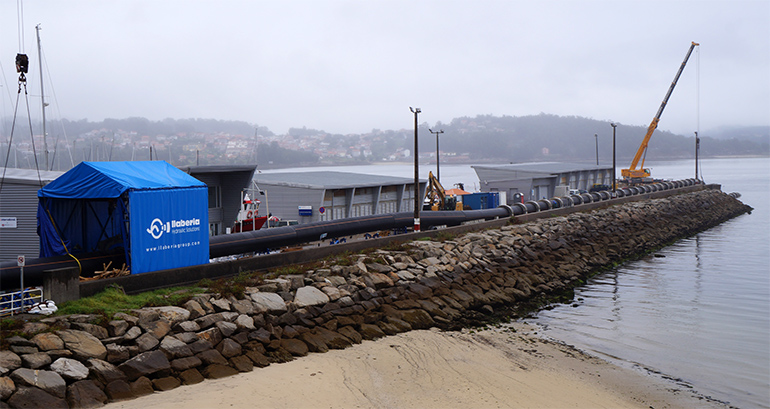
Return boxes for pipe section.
[0,179,704,291]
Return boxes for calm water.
[266,157,770,408]
[531,157,770,409]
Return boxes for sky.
[1,0,768,137]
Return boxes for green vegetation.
[55,284,205,318]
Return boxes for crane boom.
[622,41,699,180]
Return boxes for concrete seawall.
[0,188,752,408]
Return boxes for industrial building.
[472,162,614,203]
[178,165,257,236]
[0,164,257,263]
[0,167,64,262]
[253,171,427,224]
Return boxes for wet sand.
[106,323,724,409]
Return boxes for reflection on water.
[265,158,770,408]
[530,157,770,409]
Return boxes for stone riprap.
[0,189,751,408]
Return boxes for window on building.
[208,186,221,208]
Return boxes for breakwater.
[0,188,751,408]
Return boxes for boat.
[232,192,267,233]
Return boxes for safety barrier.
[0,287,43,316]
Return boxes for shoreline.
[105,323,727,409]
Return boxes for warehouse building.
[472,162,614,203]
[0,163,257,263]
[178,164,257,236]
[253,171,427,224]
[0,167,64,261]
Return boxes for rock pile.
[0,189,750,408]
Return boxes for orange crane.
[622,41,699,180]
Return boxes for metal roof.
[473,162,612,176]
[178,164,257,174]
[254,171,424,189]
[0,167,65,185]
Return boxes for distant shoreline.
[258,154,770,171]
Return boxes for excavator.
[622,41,699,182]
[423,171,463,211]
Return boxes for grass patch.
[55,284,204,319]
[434,231,457,242]
[198,271,263,299]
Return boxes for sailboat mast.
[36,24,48,171]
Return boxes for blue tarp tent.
[37,161,209,275]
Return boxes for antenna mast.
[36,24,48,170]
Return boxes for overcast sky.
[1,1,768,137]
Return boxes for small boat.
[232,192,267,233]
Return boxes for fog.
[1,0,768,136]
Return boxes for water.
[532,157,770,408]
[266,157,770,408]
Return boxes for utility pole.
[429,128,444,183]
[594,133,599,166]
[36,24,48,170]
[410,107,421,232]
[611,123,617,191]
[694,131,700,181]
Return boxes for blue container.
[462,192,499,210]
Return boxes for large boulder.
[10,368,66,399]
[139,319,172,340]
[30,333,65,351]
[50,358,89,381]
[159,336,193,359]
[66,380,108,408]
[294,286,330,308]
[130,376,155,397]
[70,323,109,340]
[145,306,191,324]
[20,352,51,369]
[0,351,22,375]
[0,376,15,400]
[117,351,170,381]
[8,386,68,409]
[200,364,239,379]
[56,330,107,361]
[216,339,242,358]
[170,356,202,372]
[250,292,287,314]
[279,339,309,357]
[195,349,228,366]
[86,359,127,385]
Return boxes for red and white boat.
[232,192,267,233]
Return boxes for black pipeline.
[0,178,702,290]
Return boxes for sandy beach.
[105,323,723,409]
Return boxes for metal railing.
[0,287,43,316]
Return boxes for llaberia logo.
[147,218,170,239]
[146,217,202,239]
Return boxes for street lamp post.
[694,131,700,181]
[594,133,599,166]
[610,123,617,191]
[429,128,444,183]
[410,107,421,232]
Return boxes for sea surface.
[266,157,770,408]
[529,157,770,409]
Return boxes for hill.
[1,114,767,170]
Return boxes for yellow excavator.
[622,41,699,181]
[424,171,463,211]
